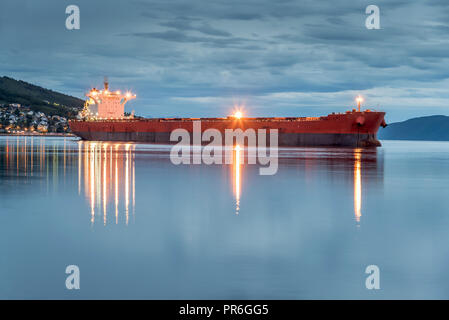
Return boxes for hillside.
[379,115,449,141]
[0,76,84,118]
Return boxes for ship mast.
[356,96,364,112]
[104,76,109,91]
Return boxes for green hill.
[379,115,449,141]
[0,76,84,118]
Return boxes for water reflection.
[233,145,242,215]
[79,141,136,226]
[1,138,245,221]
[0,136,76,179]
[354,149,362,223]
[0,137,382,226]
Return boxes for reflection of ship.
[69,80,387,147]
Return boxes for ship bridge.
[84,78,136,119]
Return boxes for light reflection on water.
[354,149,362,223]
[234,145,241,215]
[79,141,136,226]
[0,136,371,226]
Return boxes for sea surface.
[1,136,449,299]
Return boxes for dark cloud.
[122,31,257,49]
[159,18,232,37]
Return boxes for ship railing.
[155,117,324,122]
[72,116,326,122]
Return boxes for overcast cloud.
[1,0,449,121]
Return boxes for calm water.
[1,136,449,299]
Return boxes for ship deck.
[73,111,381,123]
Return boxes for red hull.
[69,111,386,147]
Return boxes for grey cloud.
[122,31,257,49]
[1,0,449,122]
[159,18,232,37]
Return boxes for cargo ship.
[69,80,387,147]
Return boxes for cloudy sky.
[1,0,449,122]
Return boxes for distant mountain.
[0,76,84,118]
[379,115,449,141]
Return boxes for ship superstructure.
[80,78,136,119]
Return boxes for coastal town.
[0,103,73,135]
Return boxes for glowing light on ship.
[356,95,364,112]
[234,111,243,119]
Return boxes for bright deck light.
[234,111,243,119]
[356,96,364,112]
